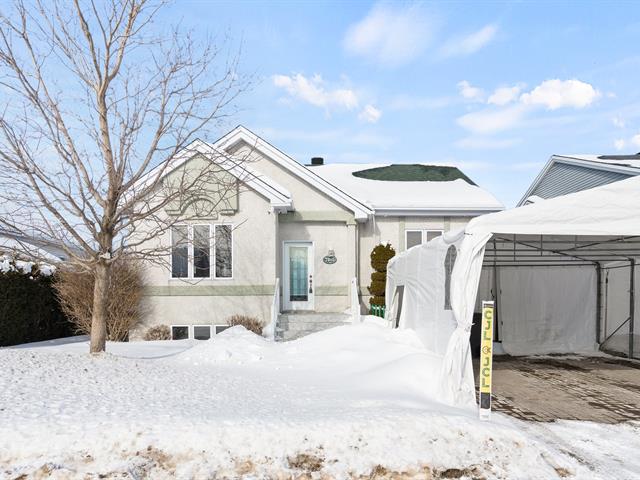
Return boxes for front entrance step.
[276,312,351,342]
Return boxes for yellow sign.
[479,301,494,419]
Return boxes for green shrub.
[0,262,73,347]
[367,243,395,307]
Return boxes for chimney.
[310,157,324,166]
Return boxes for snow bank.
[0,323,637,479]
[175,325,268,365]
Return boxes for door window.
[289,246,308,301]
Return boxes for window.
[193,325,211,340]
[426,230,443,242]
[170,224,233,279]
[215,225,233,278]
[405,229,444,250]
[193,225,211,278]
[444,245,457,310]
[406,230,423,250]
[215,325,230,334]
[171,325,189,340]
[171,225,188,278]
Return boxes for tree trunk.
[89,261,110,353]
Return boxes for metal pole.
[596,263,602,345]
[630,259,635,359]
[492,238,500,341]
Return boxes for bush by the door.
[368,243,396,307]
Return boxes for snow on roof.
[556,154,640,170]
[310,163,504,213]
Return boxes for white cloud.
[455,137,520,149]
[343,3,436,67]
[488,84,524,106]
[272,73,359,113]
[457,104,528,135]
[440,24,497,58]
[358,104,382,123]
[612,116,626,128]
[520,79,600,110]
[457,78,602,138]
[614,138,626,151]
[457,80,484,101]
[632,132,640,148]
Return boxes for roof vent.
[310,157,324,166]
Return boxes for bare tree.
[0,0,251,352]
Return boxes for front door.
[283,242,314,310]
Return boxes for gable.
[163,154,239,218]
[228,140,352,213]
[520,157,636,205]
[215,126,372,220]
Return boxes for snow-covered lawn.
[1,324,638,479]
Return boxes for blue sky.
[168,1,640,206]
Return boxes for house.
[135,126,503,341]
[0,228,71,262]
[518,153,640,206]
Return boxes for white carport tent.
[386,175,640,407]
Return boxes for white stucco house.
[135,126,503,341]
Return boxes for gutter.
[372,207,504,217]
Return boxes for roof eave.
[372,206,504,217]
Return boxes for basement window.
[193,325,212,340]
[171,325,189,340]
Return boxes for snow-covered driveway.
[1,324,638,479]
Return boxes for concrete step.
[278,321,350,332]
[276,312,351,342]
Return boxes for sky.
[166,1,640,207]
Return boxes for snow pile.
[0,323,638,479]
[0,255,55,276]
[175,325,268,365]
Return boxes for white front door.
[283,241,314,311]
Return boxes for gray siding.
[531,162,633,200]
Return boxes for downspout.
[355,221,360,280]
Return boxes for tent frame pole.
[596,263,602,345]
[492,238,500,342]
[629,259,635,359]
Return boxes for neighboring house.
[136,126,503,341]
[0,228,70,262]
[518,153,640,206]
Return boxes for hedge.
[0,266,73,347]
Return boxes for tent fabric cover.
[385,175,640,407]
[499,266,597,355]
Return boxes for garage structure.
[385,175,640,408]
[481,233,639,359]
